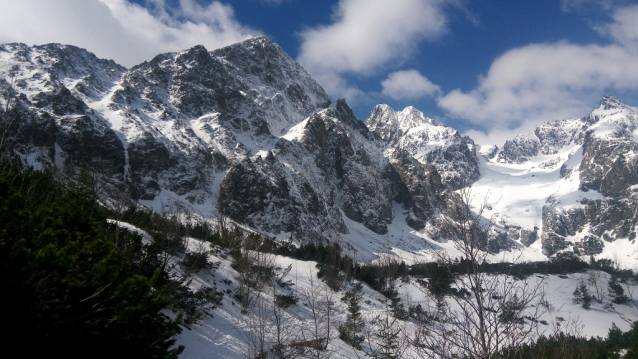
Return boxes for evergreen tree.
[373,302,402,359]
[624,321,638,359]
[339,282,365,349]
[573,280,592,309]
[0,164,186,359]
[608,275,629,304]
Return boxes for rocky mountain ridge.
[478,95,638,258]
[1,37,637,263]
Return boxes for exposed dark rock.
[497,134,539,164]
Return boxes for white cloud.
[381,69,441,100]
[297,0,451,102]
[437,5,638,137]
[0,0,259,67]
[462,122,541,148]
[599,5,638,48]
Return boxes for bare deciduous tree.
[298,270,337,359]
[414,187,546,358]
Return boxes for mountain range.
[1,36,637,266]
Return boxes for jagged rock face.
[497,134,539,163]
[537,97,638,256]
[1,37,331,205]
[220,100,397,238]
[0,37,448,243]
[579,132,638,196]
[386,149,443,229]
[541,195,638,256]
[0,43,127,181]
[534,118,589,155]
[366,104,480,190]
[217,99,448,238]
[105,36,331,201]
[115,36,329,139]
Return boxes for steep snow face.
[367,104,480,190]
[475,96,638,263]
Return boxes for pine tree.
[374,302,402,359]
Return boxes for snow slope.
[110,222,638,358]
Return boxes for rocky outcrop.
[538,97,638,256]
[366,104,480,190]
[218,99,437,239]
[497,134,539,164]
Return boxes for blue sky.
[1,0,637,144]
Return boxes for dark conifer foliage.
[0,164,184,359]
[573,280,593,309]
[608,275,629,304]
[495,321,638,358]
[339,282,365,349]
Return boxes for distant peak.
[238,35,272,47]
[599,95,627,111]
[398,106,436,126]
[185,44,208,53]
[174,44,211,64]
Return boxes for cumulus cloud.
[599,5,638,48]
[438,5,638,138]
[381,69,441,100]
[0,0,258,67]
[297,0,451,102]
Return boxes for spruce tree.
[574,280,592,309]
[339,282,365,349]
[374,302,401,359]
[608,275,629,304]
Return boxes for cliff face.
[0,38,444,242]
[476,96,638,256]
[540,96,638,256]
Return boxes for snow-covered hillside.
[109,222,638,359]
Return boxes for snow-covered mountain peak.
[588,96,638,135]
[398,105,437,127]
[365,103,441,142]
[0,42,126,101]
[4,36,638,270]
[599,95,629,111]
[364,104,398,141]
[365,103,479,190]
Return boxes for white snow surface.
[109,222,638,359]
